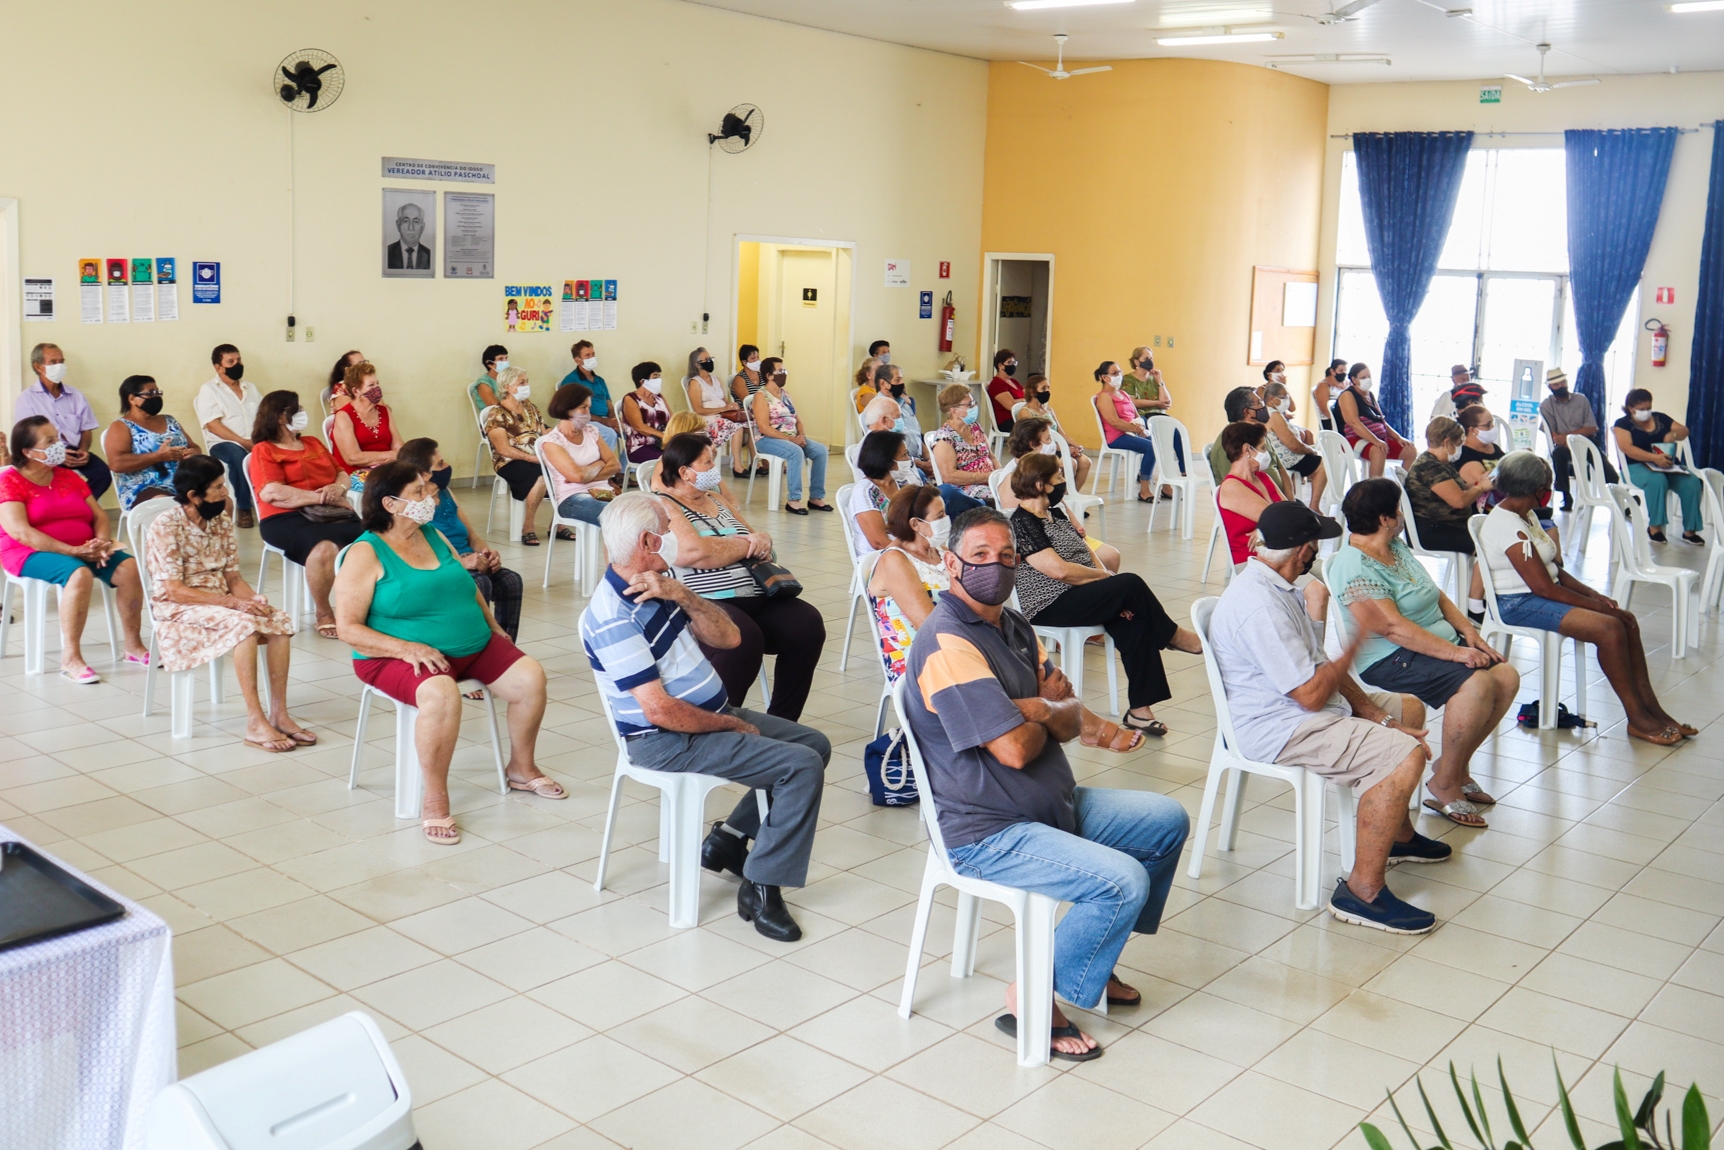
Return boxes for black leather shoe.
[737,882,802,942]
[701,821,748,879]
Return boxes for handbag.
[863,728,919,807]
[663,495,802,600]
[299,503,359,523]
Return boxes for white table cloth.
[0,824,175,1150]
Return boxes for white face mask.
[581,357,598,371]
[36,440,68,467]
[878,353,891,365]
[493,359,510,375]
[1253,450,1272,472]
[1107,374,1124,388]
[1037,441,1058,456]
[394,495,437,525]
[892,460,917,483]
[1275,399,1292,415]
[43,363,67,385]
[745,359,760,372]
[1271,372,1285,384]
[690,465,722,492]
[1631,408,1654,423]
[513,385,532,401]
[644,378,663,395]
[1475,426,1499,445]
[920,516,951,550]
[288,410,310,433]
[651,530,679,568]
[1357,377,1372,390]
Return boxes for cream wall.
[1321,73,1724,422]
[1,0,986,473]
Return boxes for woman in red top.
[986,348,1024,435]
[1,416,151,681]
[251,390,365,638]
[330,362,402,480]
[1216,421,1285,567]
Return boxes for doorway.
[0,198,19,432]
[983,254,1054,380]
[734,238,855,447]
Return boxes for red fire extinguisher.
[1646,318,1669,367]
[938,291,955,353]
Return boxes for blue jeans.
[1626,462,1703,530]
[755,436,827,502]
[207,441,253,512]
[945,786,1189,1010]
[938,484,985,517]
[556,492,608,526]
[1106,433,1159,481]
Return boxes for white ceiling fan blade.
[1067,65,1113,75]
[1503,73,1534,85]
[1551,78,1601,88]
[1017,61,1056,73]
[1332,0,1382,17]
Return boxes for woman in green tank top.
[333,462,564,845]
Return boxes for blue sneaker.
[1389,832,1452,864]
[1328,879,1436,935]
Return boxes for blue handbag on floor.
[863,729,919,807]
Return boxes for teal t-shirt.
[347,528,492,659]
[559,370,613,418]
[1327,539,1457,673]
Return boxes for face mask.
[744,359,760,372]
[140,396,165,416]
[1001,364,1017,378]
[570,412,592,430]
[581,357,598,371]
[288,410,310,433]
[36,440,68,467]
[962,406,979,425]
[1276,400,1292,414]
[1632,408,1653,423]
[1298,549,1317,578]
[889,384,905,399]
[1035,389,1051,403]
[513,385,532,401]
[892,461,917,484]
[698,358,715,373]
[1107,374,1123,388]
[921,516,951,550]
[651,530,679,569]
[690,465,723,492]
[1357,377,1373,390]
[493,359,510,375]
[1253,450,1272,471]
[394,495,437,525]
[956,559,1016,607]
[878,353,891,365]
[431,466,453,490]
[1550,386,1568,396]
[1271,372,1285,384]
[644,378,663,395]
[225,363,245,382]
[43,363,67,385]
[1047,482,1066,507]
[194,498,225,521]
[774,373,789,387]
[1037,441,1058,456]
[363,386,384,405]
[1475,426,1499,445]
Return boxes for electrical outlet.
[305,326,315,343]
[691,321,698,333]
[286,324,295,342]
[1153,335,1161,347]
[1167,337,1174,348]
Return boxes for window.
[1333,147,1635,429]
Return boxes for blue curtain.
[1353,131,1474,433]
[1566,127,1678,429]
[1687,122,1724,469]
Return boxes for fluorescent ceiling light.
[1158,7,1273,25]
[1157,30,1283,43]
[1007,0,1133,10]
[1670,0,1724,11]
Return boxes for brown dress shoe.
[236,509,256,529]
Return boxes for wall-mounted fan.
[1018,34,1112,81]
[276,49,344,112]
[710,105,764,153]
[1505,43,1600,93]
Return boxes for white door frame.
[0,198,20,433]
[982,251,1056,376]
[731,234,857,444]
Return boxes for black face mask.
[1550,386,1568,396]
[1299,550,1316,577]
[140,396,164,416]
[193,498,225,521]
[1035,389,1051,403]
[698,358,715,373]
[889,383,905,399]
[1047,482,1066,507]
[1002,363,1017,377]
[225,363,245,382]
[431,466,453,491]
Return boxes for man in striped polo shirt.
[580,493,829,941]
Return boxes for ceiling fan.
[1292,0,1383,26]
[1018,34,1112,80]
[1505,43,1600,92]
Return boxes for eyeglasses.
[134,390,163,399]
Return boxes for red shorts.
[1344,419,1407,450]
[353,632,526,705]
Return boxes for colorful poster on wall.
[79,259,102,323]
[24,278,53,321]
[884,259,910,288]
[105,259,129,323]
[574,280,591,331]
[156,259,178,321]
[602,279,618,330]
[503,284,553,333]
[919,290,934,320]
[560,280,582,332]
[130,258,155,323]
[192,261,221,304]
[444,192,494,278]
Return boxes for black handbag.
[299,503,359,523]
[663,495,802,600]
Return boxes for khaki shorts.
[1274,691,1416,795]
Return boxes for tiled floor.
[5,477,1724,1150]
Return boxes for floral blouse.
[925,423,998,500]
[482,401,547,469]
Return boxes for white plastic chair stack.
[586,668,768,929]
[1146,416,1208,540]
[1606,484,1696,658]
[892,677,1065,1069]
[242,455,312,629]
[835,482,872,671]
[1467,516,1590,729]
[1699,468,1724,615]
[535,439,603,594]
[1397,483,1470,603]
[1087,396,1142,502]
[1185,597,1358,910]
[1566,434,1618,563]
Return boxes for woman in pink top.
[1,416,150,682]
[1092,361,1161,501]
[1216,421,1285,566]
[540,382,621,526]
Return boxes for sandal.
[1627,724,1682,747]
[1106,977,1141,1007]
[282,728,318,747]
[993,1013,1102,1062]
[58,666,100,685]
[421,816,461,845]
[1122,712,1169,738]
[507,774,567,799]
[1460,782,1496,806]
[1081,720,1144,754]
[1421,797,1487,828]
[315,622,340,640]
[1675,722,1699,738]
[520,532,540,546]
[555,527,577,542]
[243,734,296,754]
[125,651,152,667]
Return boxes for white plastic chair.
[1314,430,1356,517]
[1028,614,1119,717]
[1467,515,1590,730]
[835,482,874,672]
[1049,431,1105,530]
[977,389,1010,460]
[893,676,1063,1068]
[1700,468,1724,615]
[469,393,491,488]
[1397,482,1470,603]
[535,440,602,594]
[241,453,313,629]
[1185,597,1358,910]
[844,443,865,486]
[1607,484,1696,658]
[1567,434,1617,563]
[743,405,808,512]
[587,675,768,929]
[1200,485,1232,586]
[987,459,1017,509]
[860,552,896,739]
[477,408,529,539]
[0,569,120,675]
[1146,416,1208,540]
[145,1011,416,1150]
[127,499,258,738]
[1087,395,1142,502]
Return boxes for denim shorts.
[1360,641,1479,709]
[1496,592,1574,632]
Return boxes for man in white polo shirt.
[193,343,263,527]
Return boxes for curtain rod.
[1330,126,1712,139]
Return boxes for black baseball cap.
[1258,502,1342,549]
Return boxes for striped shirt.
[581,568,728,735]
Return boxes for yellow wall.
[980,59,1330,450]
[736,242,761,352]
[1,0,987,470]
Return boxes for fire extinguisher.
[938,291,955,353]
[1645,318,1669,367]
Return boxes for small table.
[0,824,175,1150]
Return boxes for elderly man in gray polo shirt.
[1539,367,1617,509]
[1208,502,1450,935]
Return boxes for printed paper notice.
[105,259,129,323]
[560,281,580,332]
[155,258,178,321]
[130,258,155,323]
[884,259,910,288]
[79,259,102,323]
[602,279,618,330]
[444,192,495,278]
[504,284,553,333]
[192,262,221,304]
[24,278,54,321]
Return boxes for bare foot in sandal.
[314,615,340,640]
[1081,715,1144,753]
[271,712,318,746]
[1003,980,1100,1060]
[1124,708,1169,737]
[243,717,296,754]
[421,795,460,844]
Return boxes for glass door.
[1477,274,1562,396]
[1408,273,1480,422]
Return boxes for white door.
[774,248,839,445]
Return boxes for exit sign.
[1479,86,1502,104]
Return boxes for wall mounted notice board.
[1247,266,1318,367]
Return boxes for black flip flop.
[1123,713,1169,738]
[994,1013,1103,1062]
